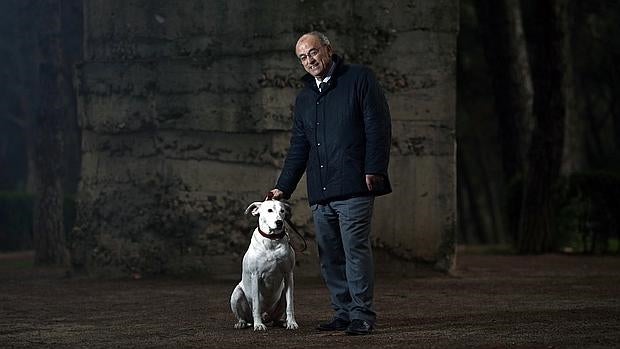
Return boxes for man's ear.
[325,44,333,56]
[244,202,262,216]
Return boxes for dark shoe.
[316,317,350,331]
[345,319,374,335]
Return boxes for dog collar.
[258,228,286,240]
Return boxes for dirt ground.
[1,251,619,349]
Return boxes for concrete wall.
[72,0,458,276]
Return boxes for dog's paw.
[234,320,250,329]
[286,320,299,330]
[253,323,268,331]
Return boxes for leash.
[284,217,308,254]
[265,191,308,254]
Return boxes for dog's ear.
[280,201,292,219]
[244,202,262,216]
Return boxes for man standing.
[270,31,392,335]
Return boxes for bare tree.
[559,3,582,176]
[475,0,534,242]
[518,0,570,253]
[33,0,69,265]
[0,1,40,193]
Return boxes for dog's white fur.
[230,200,298,331]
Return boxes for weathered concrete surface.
[1,252,619,348]
[73,0,458,275]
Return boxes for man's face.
[295,35,333,79]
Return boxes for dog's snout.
[275,220,284,228]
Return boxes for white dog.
[230,199,298,331]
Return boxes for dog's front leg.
[284,271,298,329]
[251,272,267,331]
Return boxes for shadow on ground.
[1,251,619,348]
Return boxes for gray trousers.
[311,195,376,324]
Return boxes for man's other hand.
[365,175,384,192]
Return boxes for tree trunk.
[33,0,68,266]
[458,146,491,244]
[518,0,569,254]
[20,96,37,194]
[559,2,582,176]
[475,0,534,242]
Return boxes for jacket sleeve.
[275,99,309,198]
[360,68,392,176]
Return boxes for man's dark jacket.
[276,55,392,205]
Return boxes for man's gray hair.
[306,31,331,46]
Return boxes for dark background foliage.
[458,0,619,252]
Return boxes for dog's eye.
[268,209,273,213]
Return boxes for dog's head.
[245,200,291,235]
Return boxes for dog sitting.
[230,199,298,331]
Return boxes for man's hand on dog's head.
[270,189,285,200]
